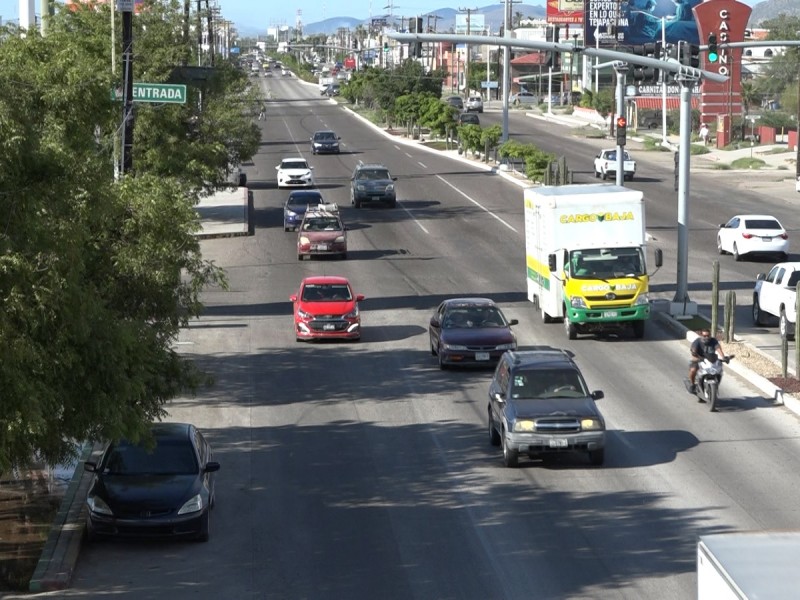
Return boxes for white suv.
[465,95,484,113]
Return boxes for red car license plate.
[323,323,335,330]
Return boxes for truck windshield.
[570,248,645,278]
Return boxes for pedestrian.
[258,103,266,121]
[699,123,709,146]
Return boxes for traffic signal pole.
[614,63,628,187]
[673,78,695,306]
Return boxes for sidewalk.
[21,192,251,595]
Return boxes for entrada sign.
[112,83,187,104]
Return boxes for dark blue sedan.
[429,298,519,370]
[84,422,220,542]
[283,189,324,232]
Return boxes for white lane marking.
[418,162,427,169]
[435,175,518,232]
[400,202,429,234]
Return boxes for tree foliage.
[0,2,255,469]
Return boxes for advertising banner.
[584,0,702,47]
[455,14,486,35]
[547,0,584,25]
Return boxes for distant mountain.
[247,1,793,38]
[749,0,800,26]
[302,4,546,36]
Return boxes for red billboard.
[547,0,584,25]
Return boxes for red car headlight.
[297,308,313,320]
[344,305,359,319]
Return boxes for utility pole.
[205,0,214,66]
[427,14,443,70]
[458,7,478,100]
[39,0,49,35]
[196,0,203,66]
[120,0,135,175]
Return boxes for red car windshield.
[302,284,352,302]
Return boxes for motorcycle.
[684,352,734,412]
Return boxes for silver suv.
[488,350,606,467]
[465,95,484,113]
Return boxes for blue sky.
[0,1,765,30]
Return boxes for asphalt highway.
[24,73,800,599]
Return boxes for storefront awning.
[633,97,698,110]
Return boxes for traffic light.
[616,116,627,147]
[352,39,358,50]
[630,43,660,83]
[707,33,719,63]
[666,43,680,61]
[383,41,389,53]
[680,41,700,68]
[408,17,422,57]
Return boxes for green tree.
[0,3,242,469]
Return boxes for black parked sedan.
[429,298,518,370]
[84,422,220,542]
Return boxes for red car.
[290,276,364,341]
[297,205,347,260]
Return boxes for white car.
[796,176,800,193]
[276,158,314,189]
[717,214,789,262]
[593,149,636,181]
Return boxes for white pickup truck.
[594,149,636,181]
[752,261,800,338]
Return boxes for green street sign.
[112,83,187,104]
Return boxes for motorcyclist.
[689,327,726,393]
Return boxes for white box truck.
[524,184,661,339]
[698,531,800,599]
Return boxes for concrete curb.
[28,443,96,593]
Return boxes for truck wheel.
[564,314,577,340]
[541,307,552,324]
[589,448,605,466]
[733,243,742,262]
[632,320,645,339]
[502,432,518,468]
[594,169,600,179]
[752,296,765,326]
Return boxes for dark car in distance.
[310,130,341,155]
[457,112,480,126]
[284,189,324,231]
[639,111,674,130]
[350,162,397,208]
[429,298,518,370]
[445,95,464,111]
[84,422,220,542]
[488,350,606,467]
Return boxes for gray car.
[488,350,606,467]
[350,162,397,208]
[465,95,484,113]
[509,91,538,106]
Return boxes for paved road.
[18,76,800,599]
